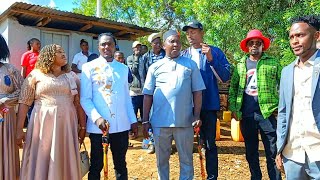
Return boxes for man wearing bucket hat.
[126,41,145,139]
[181,20,231,180]
[143,32,166,74]
[229,29,282,180]
[142,30,205,179]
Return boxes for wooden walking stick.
[102,131,109,180]
[195,127,206,180]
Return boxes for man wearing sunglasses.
[229,29,282,180]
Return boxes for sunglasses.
[247,41,263,47]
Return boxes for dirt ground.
[79,121,285,180]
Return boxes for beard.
[249,49,261,55]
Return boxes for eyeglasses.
[247,41,263,47]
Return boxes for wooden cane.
[102,131,109,180]
[195,127,206,180]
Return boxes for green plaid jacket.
[228,53,282,119]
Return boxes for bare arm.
[17,104,29,131]
[21,66,27,78]
[16,104,29,147]
[192,91,202,128]
[143,95,153,122]
[193,91,202,119]
[73,73,86,128]
[71,64,82,73]
[142,95,153,138]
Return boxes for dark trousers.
[240,113,281,180]
[88,131,129,180]
[131,95,143,119]
[200,110,218,180]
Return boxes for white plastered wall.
[7,18,41,70]
[1,17,136,70]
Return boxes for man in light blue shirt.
[80,33,137,180]
[142,30,206,179]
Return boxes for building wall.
[70,33,95,62]
[7,18,41,69]
[0,19,9,44]
[118,40,134,59]
[0,17,135,71]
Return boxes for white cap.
[148,33,161,43]
[132,41,141,48]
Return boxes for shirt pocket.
[182,69,192,79]
[261,65,277,79]
[91,70,106,88]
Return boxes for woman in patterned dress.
[0,34,24,180]
[16,44,86,180]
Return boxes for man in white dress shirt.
[276,16,320,179]
[81,32,138,180]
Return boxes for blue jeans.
[240,113,281,180]
[283,155,320,180]
[200,110,218,180]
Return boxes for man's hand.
[272,110,278,119]
[275,154,285,173]
[200,43,213,62]
[142,121,151,138]
[95,117,110,133]
[192,117,202,129]
[131,122,139,138]
[232,112,239,121]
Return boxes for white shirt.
[190,47,202,69]
[72,51,92,78]
[80,56,137,134]
[282,50,320,163]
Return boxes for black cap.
[182,20,203,31]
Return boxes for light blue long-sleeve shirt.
[80,56,137,134]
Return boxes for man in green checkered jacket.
[228,29,282,180]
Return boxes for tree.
[73,0,320,65]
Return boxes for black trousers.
[240,113,281,180]
[200,110,218,180]
[88,131,129,180]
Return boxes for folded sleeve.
[18,70,37,106]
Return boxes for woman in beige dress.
[0,34,23,180]
[16,44,86,180]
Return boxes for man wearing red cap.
[229,29,282,180]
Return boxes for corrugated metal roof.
[0,2,155,40]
